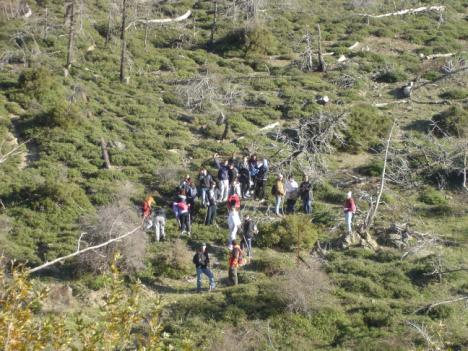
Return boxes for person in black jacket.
[238,157,251,199]
[198,168,213,207]
[299,175,313,214]
[240,215,257,259]
[205,181,219,225]
[254,159,269,201]
[193,243,215,292]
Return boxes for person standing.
[205,181,218,225]
[185,177,197,221]
[344,191,357,233]
[248,154,259,191]
[177,195,191,236]
[228,240,243,286]
[228,162,238,187]
[272,174,285,216]
[198,168,213,207]
[241,215,257,260]
[227,186,241,211]
[193,243,216,292]
[142,195,155,229]
[153,206,166,242]
[238,157,251,199]
[227,204,241,249]
[254,159,269,201]
[285,175,299,214]
[299,175,313,214]
[214,153,230,202]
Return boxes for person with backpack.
[248,154,259,190]
[344,191,357,233]
[185,177,197,220]
[142,195,155,229]
[193,243,215,292]
[214,153,230,202]
[227,185,241,210]
[153,206,166,242]
[254,159,269,201]
[198,168,213,207]
[228,240,243,286]
[241,215,257,260]
[272,174,285,216]
[285,175,299,214]
[227,203,241,249]
[238,157,251,199]
[176,195,191,236]
[205,181,219,225]
[299,175,313,214]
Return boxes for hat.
[201,242,207,248]
[347,191,352,199]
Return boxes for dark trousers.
[187,197,195,219]
[286,198,297,214]
[240,181,250,199]
[254,180,265,199]
[205,205,217,225]
[228,267,238,285]
[179,212,191,233]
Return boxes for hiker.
[214,153,230,202]
[299,175,313,214]
[285,175,299,214]
[193,243,215,292]
[185,177,197,220]
[254,158,269,201]
[142,196,155,229]
[177,195,191,236]
[205,181,219,225]
[228,162,239,186]
[238,157,251,199]
[227,186,241,210]
[198,168,213,207]
[228,240,243,285]
[227,203,241,249]
[344,191,357,233]
[153,206,166,242]
[241,215,257,260]
[248,154,259,188]
[272,174,285,216]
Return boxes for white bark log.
[126,10,191,30]
[359,6,445,18]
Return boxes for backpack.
[271,184,277,196]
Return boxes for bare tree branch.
[125,10,191,30]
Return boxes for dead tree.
[316,24,326,72]
[300,27,313,72]
[105,1,114,47]
[209,0,218,48]
[101,138,112,169]
[119,0,128,83]
[65,0,76,68]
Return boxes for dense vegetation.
[0,0,467,349]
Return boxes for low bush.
[357,159,383,177]
[375,69,408,83]
[432,105,468,138]
[256,215,321,251]
[314,181,343,204]
[418,188,447,206]
[149,239,193,279]
[439,88,468,100]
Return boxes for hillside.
[0,0,467,350]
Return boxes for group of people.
[141,152,358,291]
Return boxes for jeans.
[228,267,238,285]
[200,187,209,206]
[205,205,217,225]
[154,216,165,241]
[240,181,250,199]
[242,238,252,258]
[344,211,353,233]
[275,195,283,215]
[196,267,215,291]
[302,198,312,214]
[219,179,229,202]
[187,197,195,220]
[143,216,153,230]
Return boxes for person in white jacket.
[227,202,241,249]
[285,175,299,214]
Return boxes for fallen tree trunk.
[126,10,191,30]
[359,5,445,18]
[27,224,142,274]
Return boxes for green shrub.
[357,159,383,177]
[314,181,343,204]
[243,25,278,58]
[149,239,193,279]
[343,104,392,153]
[418,188,447,205]
[257,215,320,251]
[375,69,408,83]
[439,89,468,100]
[432,105,468,138]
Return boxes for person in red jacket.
[142,196,155,229]
[343,191,357,233]
[177,195,191,236]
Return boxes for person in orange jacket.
[142,196,155,229]
[228,240,243,285]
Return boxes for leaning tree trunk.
[119,0,127,83]
[66,0,76,68]
[316,24,326,72]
